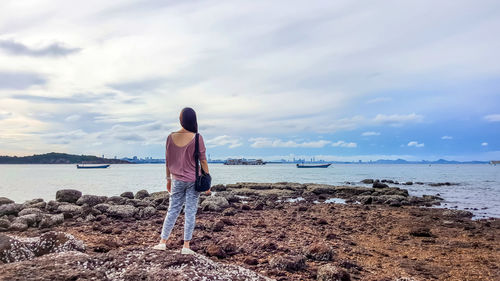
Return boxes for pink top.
[166,133,207,182]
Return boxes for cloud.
[484,114,500,122]
[373,114,423,126]
[205,135,242,148]
[366,97,392,104]
[331,141,357,148]
[441,136,453,140]
[41,129,88,144]
[0,111,13,120]
[0,39,80,57]
[11,92,116,104]
[0,71,46,89]
[65,115,81,122]
[249,138,331,148]
[108,78,166,94]
[408,141,424,148]
[362,131,380,136]
[481,142,488,146]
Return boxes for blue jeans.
[161,179,200,241]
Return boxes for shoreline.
[1,183,499,280]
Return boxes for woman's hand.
[167,179,172,193]
[205,189,211,195]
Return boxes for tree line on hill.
[0,153,131,164]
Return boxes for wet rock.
[18,207,43,217]
[126,198,149,208]
[373,182,389,189]
[57,204,83,219]
[134,189,150,200]
[306,184,336,195]
[211,184,226,191]
[106,205,138,218]
[201,196,229,211]
[94,203,112,213]
[304,243,334,261]
[358,196,373,205]
[107,196,127,205]
[317,264,351,281]
[269,254,306,272]
[361,179,374,184]
[442,210,473,218]
[76,195,107,207]
[404,181,413,185]
[120,191,134,199]
[38,214,64,228]
[55,189,82,203]
[0,197,14,206]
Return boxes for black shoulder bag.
[194,133,212,192]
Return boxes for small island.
[0,152,131,164]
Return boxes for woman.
[153,107,209,254]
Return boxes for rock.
[200,197,229,211]
[57,204,83,218]
[18,207,43,217]
[76,195,107,207]
[0,203,23,216]
[94,203,112,213]
[404,181,413,185]
[409,227,433,237]
[30,201,47,209]
[106,205,138,218]
[269,254,306,272]
[56,189,82,203]
[206,244,227,258]
[134,189,150,200]
[38,214,64,228]
[211,220,225,232]
[0,197,15,206]
[0,219,10,229]
[14,214,39,227]
[9,222,28,231]
[0,231,85,263]
[120,191,134,199]
[45,200,64,212]
[222,208,236,216]
[442,210,473,218]
[107,196,127,205]
[244,257,259,265]
[126,199,149,207]
[304,243,334,261]
[361,179,374,184]
[373,182,389,188]
[358,196,373,205]
[317,264,351,281]
[211,184,226,191]
[141,206,156,219]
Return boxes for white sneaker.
[181,247,196,255]
[152,243,166,251]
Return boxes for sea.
[0,164,498,219]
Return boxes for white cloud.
[249,138,331,148]
[441,136,453,140]
[484,114,500,122]
[408,141,424,148]
[362,131,380,136]
[373,114,424,126]
[331,141,357,148]
[481,142,488,146]
[366,97,392,104]
[64,114,80,122]
[205,135,242,148]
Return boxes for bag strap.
[194,133,199,179]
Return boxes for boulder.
[76,195,107,207]
[200,197,229,212]
[38,214,64,228]
[120,191,134,199]
[372,182,389,189]
[94,203,112,213]
[107,196,127,205]
[0,219,10,229]
[361,179,374,184]
[18,208,43,217]
[269,254,306,272]
[206,244,226,259]
[45,200,66,212]
[56,189,82,203]
[14,214,39,227]
[141,206,156,219]
[126,199,149,208]
[442,210,473,218]
[106,205,138,218]
[9,222,28,231]
[134,190,150,200]
[304,243,334,261]
[0,203,23,216]
[0,197,15,206]
[57,204,83,218]
[317,264,351,281]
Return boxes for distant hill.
[0,152,131,164]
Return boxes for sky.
[0,0,499,161]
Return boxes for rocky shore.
[1,182,498,280]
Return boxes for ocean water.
[0,164,498,219]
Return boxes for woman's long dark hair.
[180,107,198,133]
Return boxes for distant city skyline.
[0,1,499,161]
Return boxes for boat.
[76,164,110,169]
[296,163,331,168]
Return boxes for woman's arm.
[200,159,209,174]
